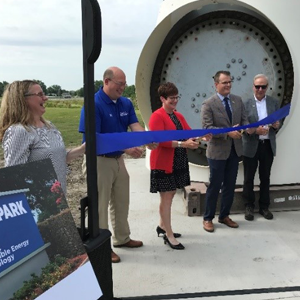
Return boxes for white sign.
[37,262,102,300]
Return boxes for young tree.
[76,87,84,97]
[123,84,135,99]
[47,85,62,96]
[0,81,9,97]
[123,85,137,109]
[94,80,103,92]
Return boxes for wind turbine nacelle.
[136,0,299,185]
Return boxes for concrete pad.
[111,158,300,300]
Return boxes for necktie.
[224,97,232,123]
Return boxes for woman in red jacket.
[149,82,202,250]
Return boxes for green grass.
[135,110,143,127]
[44,107,83,147]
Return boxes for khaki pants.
[82,155,131,245]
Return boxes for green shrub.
[10,255,70,300]
[45,99,83,108]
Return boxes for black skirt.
[150,113,190,193]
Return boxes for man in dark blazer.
[242,74,281,221]
[201,70,249,233]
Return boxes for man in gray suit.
[201,70,249,233]
[242,74,281,221]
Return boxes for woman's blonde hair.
[0,80,49,141]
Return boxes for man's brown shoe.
[114,239,143,248]
[111,250,120,263]
[218,216,239,228]
[203,220,214,232]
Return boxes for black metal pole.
[81,0,102,238]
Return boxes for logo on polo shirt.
[120,112,128,117]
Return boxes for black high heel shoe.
[156,226,181,238]
[163,235,185,250]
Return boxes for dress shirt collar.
[217,93,230,101]
[254,94,266,103]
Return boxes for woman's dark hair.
[158,82,178,99]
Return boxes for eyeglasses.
[219,81,233,85]
[167,96,181,101]
[254,85,268,90]
[24,92,46,98]
[109,79,127,87]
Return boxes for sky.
[0,0,162,91]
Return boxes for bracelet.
[178,141,182,148]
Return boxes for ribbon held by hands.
[95,104,290,155]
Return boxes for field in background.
[44,107,83,147]
[44,99,144,147]
[0,99,144,160]
[45,99,84,147]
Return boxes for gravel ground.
[66,157,87,227]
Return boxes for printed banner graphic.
[96,104,290,155]
[0,159,101,300]
[0,191,44,273]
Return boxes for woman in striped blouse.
[0,80,85,194]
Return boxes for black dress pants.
[204,146,239,220]
[242,139,274,209]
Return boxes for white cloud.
[0,0,161,90]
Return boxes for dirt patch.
[66,157,87,227]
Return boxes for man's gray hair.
[253,74,268,83]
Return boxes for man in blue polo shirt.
[79,66,155,263]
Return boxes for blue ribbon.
[96,104,290,155]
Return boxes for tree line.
[0,80,137,107]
